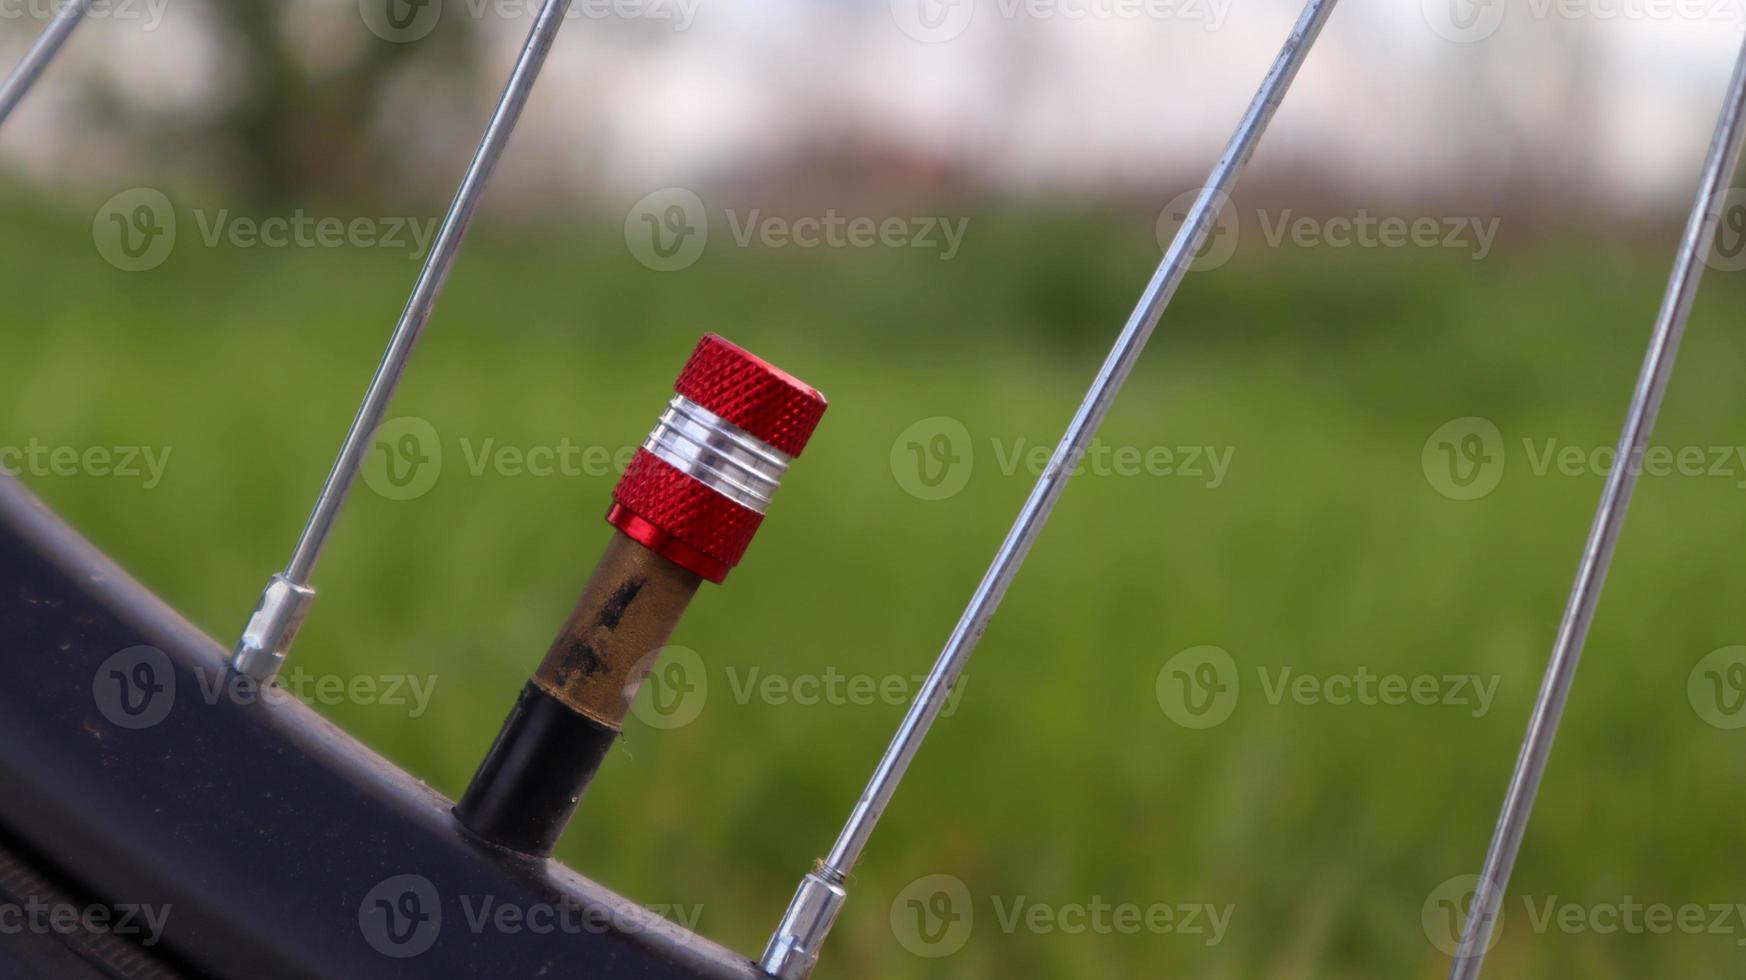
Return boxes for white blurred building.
[0,0,1738,210]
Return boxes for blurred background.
[4,1,1746,976]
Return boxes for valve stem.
[455,335,827,856]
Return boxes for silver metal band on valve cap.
[642,394,792,514]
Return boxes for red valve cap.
[608,335,827,583]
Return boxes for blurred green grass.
[5,190,1746,978]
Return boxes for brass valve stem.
[453,533,699,856]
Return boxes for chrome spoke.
[231,0,575,682]
[757,1,1342,975]
[1447,35,1746,980]
[0,0,93,128]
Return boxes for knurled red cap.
[608,335,827,583]
[672,334,827,456]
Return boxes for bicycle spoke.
[231,0,575,682]
[0,0,93,128]
[757,1,1341,975]
[1446,35,1746,980]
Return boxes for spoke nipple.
[230,574,316,682]
[758,862,849,980]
